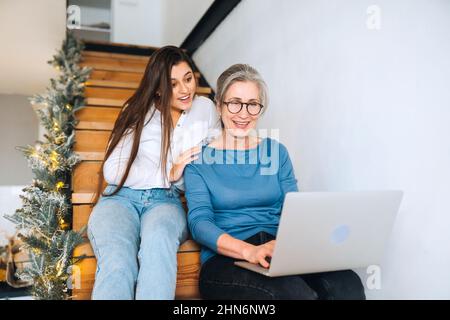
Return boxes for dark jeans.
[199,231,366,300]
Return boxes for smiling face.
[219,80,262,138]
[170,61,197,111]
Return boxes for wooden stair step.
[75,106,120,130]
[85,90,211,108]
[72,161,102,193]
[86,79,139,90]
[73,205,93,232]
[76,152,105,161]
[74,240,200,258]
[75,105,121,120]
[85,98,125,107]
[84,87,135,100]
[85,87,135,101]
[72,192,97,204]
[86,74,201,90]
[76,121,114,131]
[74,130,110,153]
[81,53,202,77]
[82,50,151,62]
[89,69,144,83]
[85,86,212,101]
[88,70,200,84]
[80,56,147,73]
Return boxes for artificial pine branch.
[5,31,91,300]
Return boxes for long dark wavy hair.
[94,46,196,203]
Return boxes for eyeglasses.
[223,100,264,116]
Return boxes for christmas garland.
[6,31,91,300]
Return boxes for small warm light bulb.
[56,181,65,191]
[49,151,59,170]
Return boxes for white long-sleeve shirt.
[103,95,220,190]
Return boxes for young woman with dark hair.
[87,46,219,300]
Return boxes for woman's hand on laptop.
[242,240,276,269]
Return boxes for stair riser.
[76,107,121,123]
[85,86,211,101]
[80,56,147,73]
[88,70,200,83]
[74,130,111,153]
[72,161,103,193]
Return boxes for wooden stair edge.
[76,121,114,131]
[73,240,201,258]
[80,62,145,74]
[85,74,202,90]
[82,51,151,61]
[86,79,139,89]
[85,88,211,107]
[85,97,125,107]
[76,152,105,161]
[72,193,97,204]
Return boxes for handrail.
[180,0,242,56]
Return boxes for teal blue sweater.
[184,138,299,264]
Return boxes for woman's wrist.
[217,233,255,260]
[240,242,255,261]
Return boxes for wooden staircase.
[72,48,210,300]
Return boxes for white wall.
[162,0,214,46]
[0,95,38,185]
[194,0,450,299]
[0,0,64,251]
[0,0,66,95]
[111,0,213,47]
[111,0,163,46]
[0,94,39,247]
[0,186,26,247]
[69,0,111,27]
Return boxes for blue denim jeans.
[87,185,189,300]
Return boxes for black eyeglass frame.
[222,101,264,115]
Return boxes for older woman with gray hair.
[184,64,365,300]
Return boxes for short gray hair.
[215,64,268,113]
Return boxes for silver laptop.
[234,190,403,277]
